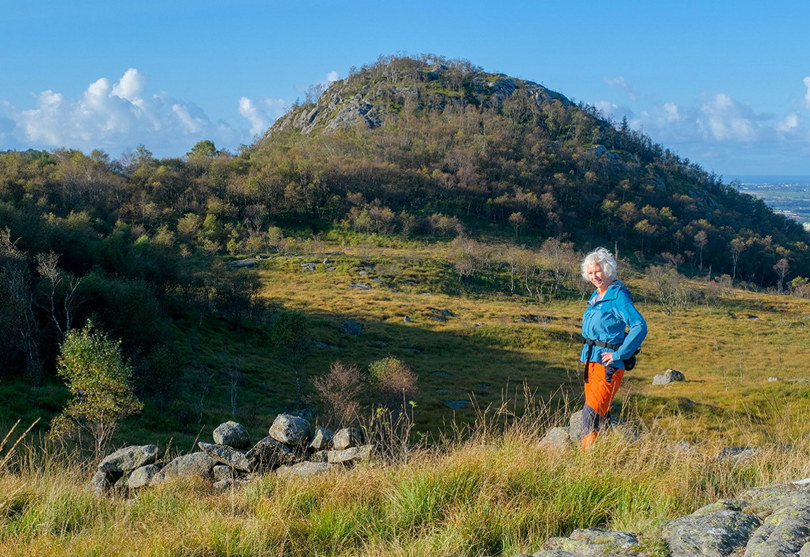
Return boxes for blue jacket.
[580,280,647,368]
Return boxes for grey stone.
[661,499,761,557]
[268,414,312,446]
[718,446,759,461]
[89,469,112,497]
[300,262,317,271]
[127,464,162,489]
[538,427,572,451]
[98,444,158,473]
[653,368,686,385]
[276,461,333,478]
[743,503,810,556]
[198,442,252,472]
[322,445,374,465]
[246,436,299,471]
[332,427,363,450]
[150,452,216,485]
[350,283,371,290]
[443,400,470,409]
[213,421,251,449]
[541,528,638,556]
[308,426,333,452]
[212,465,235,482]
[569,410,585,444]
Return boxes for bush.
[50,320,143,457]
[368,357,418,413]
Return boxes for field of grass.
[2,236,810,555]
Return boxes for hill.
[252,54,810,285]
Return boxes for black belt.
[583,337,621,350]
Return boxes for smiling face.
[585,262,613,295]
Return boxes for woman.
[579,247,647,449]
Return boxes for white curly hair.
[580,247,618,281]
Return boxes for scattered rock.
[718,446,759,461]
[541,527,639,556]
[350,283,371,290]
[268,414,313,446]
[213,421,251,450]
[443,400,470,409]
[538,427,572,452]
[98,444,159,474]
[151,452,216,485]
[127,464,162,489]
[320,445,374,465]
[300,262,317,271]
[308,426,333,452]
[198,442,252,472]
[276,461,333,478]
[246,436,299,472]
[653,368,686,385]
[332,427,363,450]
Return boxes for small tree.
[50,320,143,457]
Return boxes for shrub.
[50,320,143,457]
[368,357,418,413]
[312,361,365,426]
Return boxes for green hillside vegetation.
[2,53,810,556]
[1,54,810,448]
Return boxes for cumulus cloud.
[1,68,243,157]
[777,113,800,135]
[238,96,289,137]
[698,93,758,142]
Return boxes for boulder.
[538,427,572,452]
[213,421,251,449]
[568,410,585,445]
[308,426,333,452]
[98,444,159,474]
[317,445,374,465]
[89,469,111,497]
[150,452,216,485]
[743,503,810,556]
[213,465,236,482]
[127,464,162,489]
[332,427,363,450]
[246,436,300,471]
[276,461,333,478]
[661,499,761,557]
[653,368,686,385]
[268,414,312,446]
[198,442,252,472]
[541,527,639,555]
[718,446,758,461]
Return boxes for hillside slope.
[252,54,809,284]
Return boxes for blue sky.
[3,1,810,179]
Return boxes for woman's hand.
[600,352,614,364]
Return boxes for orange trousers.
[581,362,624,449]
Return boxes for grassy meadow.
[2,235,810,556]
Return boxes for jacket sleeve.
[612,290,647,362]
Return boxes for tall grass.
[2,394,810,557]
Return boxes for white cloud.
[605,76,639,102]
[804,77,810,108]
[2,68,244,157]
[326,70,340,83]
[698,94,757,142]
[238,96,289,138]
[777,112,799,135]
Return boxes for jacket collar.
[589,279,625,305]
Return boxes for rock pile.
[90,415,374,496]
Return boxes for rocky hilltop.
[265,55,572,138]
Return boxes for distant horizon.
[730,175,810,184]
